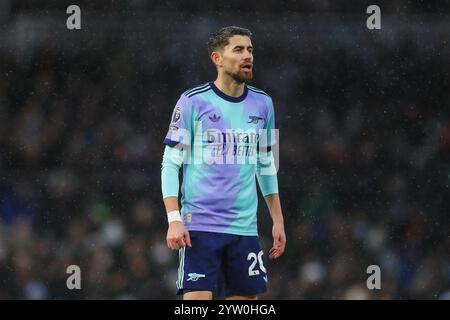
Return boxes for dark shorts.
[176,231,268,298]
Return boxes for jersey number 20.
[247,250,266,276]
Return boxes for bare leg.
[183,291,213,300]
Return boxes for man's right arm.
[161,145,192,250]
[161,93,193,250]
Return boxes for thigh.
[223,236,268,297]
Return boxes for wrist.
[273,219,284,226]
[167,210,182,224]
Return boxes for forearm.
[256,150,278,196]
[163,196,180,213]
[264,193,284,225]
[161,145,183,207]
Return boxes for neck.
[214,74,245,97]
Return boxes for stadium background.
[0,1,449,299]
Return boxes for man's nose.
[243,50,253,60]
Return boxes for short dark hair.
[207,26,252,55]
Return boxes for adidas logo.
[209,114,221,122]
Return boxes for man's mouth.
[241,64,253,72]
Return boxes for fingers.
[269,247,275,258]
[167,233,191,250]
[179,237,187,248]
[167,238,178,251]
[269,247,279,260]
[168,237,184,250]
[269,248,282,259]
[269,233,286,259]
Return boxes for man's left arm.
[256,154,286,260]
[256,96,286,259]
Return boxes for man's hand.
[166,221,192,250]
[269,222,286,260]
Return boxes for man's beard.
[228,69,253,84]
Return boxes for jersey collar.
[210,81,248,103]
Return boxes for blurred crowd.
[7,0,450,14]
[0,9,449,299]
